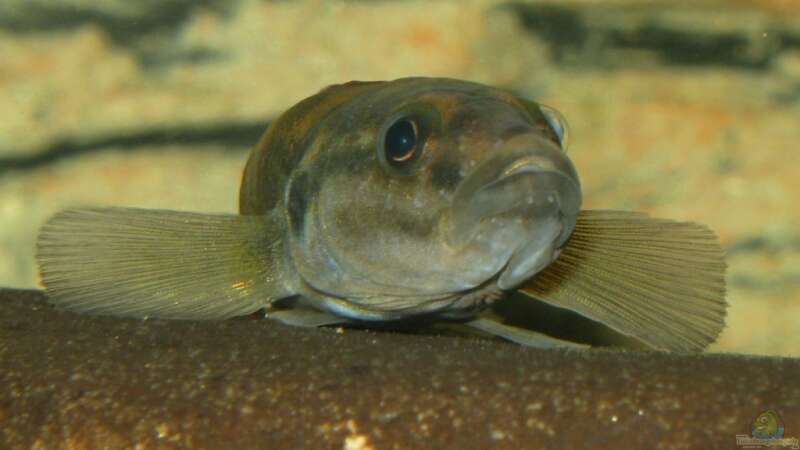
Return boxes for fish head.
[284,78,581,316]
[753,410,782,437]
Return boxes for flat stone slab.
[1,288,798,449]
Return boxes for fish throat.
[299,271,508,322]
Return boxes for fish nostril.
[475,169,578,219]
[447,132,581,248]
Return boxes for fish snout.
[449,133,582,289]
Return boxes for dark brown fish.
[35,77,727,351]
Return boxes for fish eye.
[377,107,438,176]
[539,105,570,150]
[384,118,419,165]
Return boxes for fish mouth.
[449,133,581,290]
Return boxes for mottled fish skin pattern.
[240,78,581,321]
[36,77,727,351]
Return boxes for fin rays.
[519,209,727,352]
[37,207,290,320]
[37,207,728,350]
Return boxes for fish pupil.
[385,119,418,163]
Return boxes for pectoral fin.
[519,210,727,352]
[466,317,589,349]
[36,207,294,320]
[267,308,350,327]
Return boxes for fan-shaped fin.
[36,207,294,320]
[519,210,727,352]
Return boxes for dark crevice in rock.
[0,1,234,68]
[0,1,231,47]
[138,47,228,69]
[4,2,800,71]
[504,3,589,62]
[726,234,800,290]
[727,235,800,255]
[730,273,800,290]
[506,2,798,70]
[0,120,269,175]
[608,26,766,68]
[771,84,800,105]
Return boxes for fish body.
[36,78,727,351]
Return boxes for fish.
[752,410,784,438]
[35,77,727,352]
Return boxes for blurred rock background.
[0,0,797,356]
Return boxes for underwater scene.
[0,1,799,448]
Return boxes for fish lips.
[449,135,581,289]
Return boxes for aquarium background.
[0,0,797,356]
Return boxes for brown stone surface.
[1,289,798,449]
